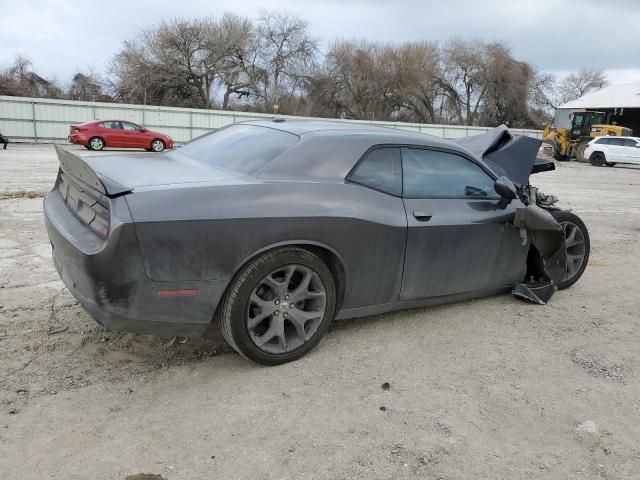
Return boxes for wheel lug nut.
[283,312,288,318]
[275,299,280,305]
[285,295,289,300]
[274,310,280,315]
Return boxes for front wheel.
[150,139,165,152]
[217,247,336,365]
[550,210,590,290]
[589,152,605,166]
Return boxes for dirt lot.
[1,143,639,480]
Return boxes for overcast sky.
[3,0,640,85]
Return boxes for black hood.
[454,125,546,186]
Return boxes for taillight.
[76,199,95,225]
[58,172,110,238]
[89,202,109,238]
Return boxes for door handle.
[413,211,432,222]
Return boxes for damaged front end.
[512,188,567,304]
[456,126,577,304]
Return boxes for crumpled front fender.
[512,204,567,304]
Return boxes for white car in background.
[584,136,640,167]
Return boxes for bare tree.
[395,41,442,123]
[101,11,610,128]
[0,55,63,98]
[67,70,110,102]
[256,11,318,110]
[440,39,487,125]
[526,67,608,125]
[110,18,225,108]
[317,40,402,121]
[480,42,533,128]
[217,13,266,110]
[557,67,608,105]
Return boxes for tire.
[589,152,605,166]
[217,247,336,365]
[575,142,589,162]
[88,137,104,151]
[549,210,590,290]
[550,139,560,159]
[84,145,91,150]
[150,139,165,152]
[604,160,617,167]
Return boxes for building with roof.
[554,82,640,136]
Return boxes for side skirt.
[335,287,510,320]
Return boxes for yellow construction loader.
[542,111,632,161]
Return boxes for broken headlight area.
[512,186,568,305]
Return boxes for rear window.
[348,147,402,196]
[177,124,299,174]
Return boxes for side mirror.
[494,176,517,207]
[139,127,147,133]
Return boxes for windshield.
[178,124,299,174]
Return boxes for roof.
[248,119,478,182]
[248,119,540,185]
[560,82,640,109]
[245,119,447,142]
[594,136,640,141]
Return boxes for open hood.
[454,125,548,186]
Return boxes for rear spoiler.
[54,145,132,196]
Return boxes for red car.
[68,120,173,152]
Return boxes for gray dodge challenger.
[44,120,589,365]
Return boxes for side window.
[595,138,610,145]
[609,138,625,146]
[102,121,121,129]
[122,122,140,131]
[624,139,637,147]
[348,147,402,196]
[402,148,496,199]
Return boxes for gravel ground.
[1,144,640,480]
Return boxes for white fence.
[0,95,542,143]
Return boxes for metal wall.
[0,95,543,143]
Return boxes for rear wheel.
[217,247,336,365]
[549,210,590,289]
[150,139,165,152]
[88,137,104,151]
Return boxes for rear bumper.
[44,190,227,337]
[68,133,87,145]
